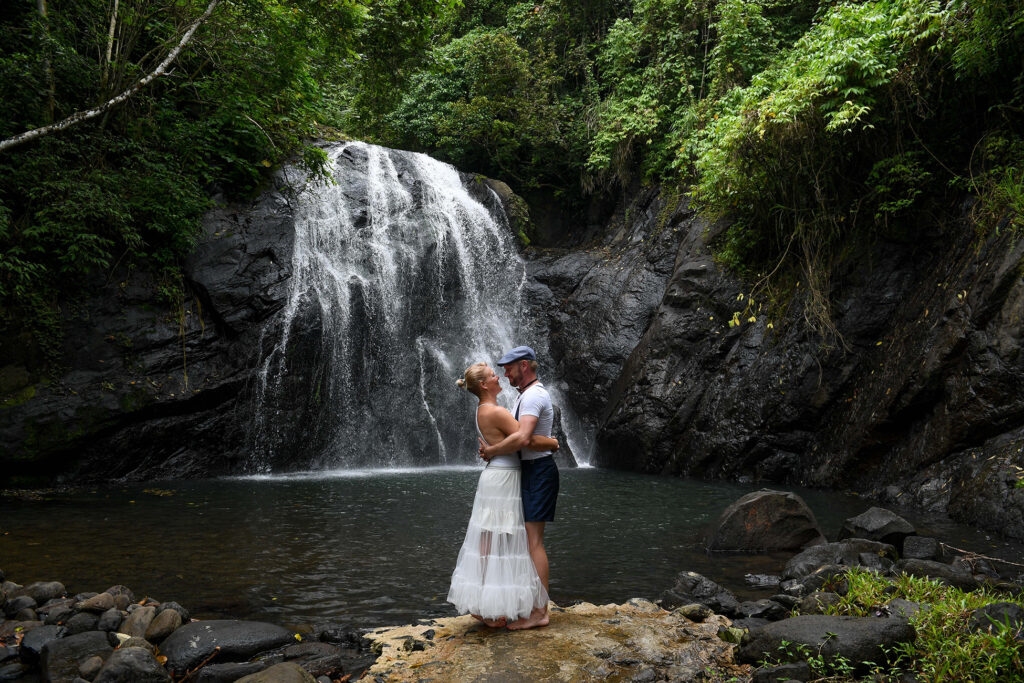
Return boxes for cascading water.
[250,142,544,471]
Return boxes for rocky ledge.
[362,600,746,681]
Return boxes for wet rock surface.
[0,574,373,683]
[362,599,748,682]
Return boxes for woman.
[447,362,555,628]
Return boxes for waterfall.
[250,142,539,471]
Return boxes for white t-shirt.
[513,382,554,461]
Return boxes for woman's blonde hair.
[456,362,489,396]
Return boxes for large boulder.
[659,571,741,617]
[159,620,296,676]
[895,558,978,590]
[783,540,899,580]
[837,507,916,549]
[708,490,826,552]
[737,614,915,669]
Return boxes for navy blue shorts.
[521,456,559,522]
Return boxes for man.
[479,345,558,630]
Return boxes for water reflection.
[2,468,1021,631]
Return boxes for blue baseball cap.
[497,345,536,365]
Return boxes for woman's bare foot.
[506,607,549,630]
[482,617,507,628]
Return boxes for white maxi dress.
[446,419,548,621]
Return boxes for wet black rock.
[708,490,827,552]
[39,631,116,682]
[737,614,915,670]
[0,574,367,682]
[160,619,297,676]
[93,646,172,682]
[782,540,899,581]
[837,506,916,549]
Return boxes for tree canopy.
[2,0,1022,366]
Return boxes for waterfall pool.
[2,467,1022,632]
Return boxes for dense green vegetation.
[2,0,1022,367]
[761,567,1024,681]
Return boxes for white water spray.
[250,142,534,471]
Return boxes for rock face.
[0,168,297,483]
[537,189,1024,540]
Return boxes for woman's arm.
[528,434,559,451]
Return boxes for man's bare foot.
[506,607,549,630]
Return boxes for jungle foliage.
[340,0,1022,340]
[2,0,1023,365]
[0,0,372,363]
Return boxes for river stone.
[708,490,826,552]
[0,659,32,681]
[65,611,101,635]
[79,655,105,680]
[156,600,190,624]
[39,631,115,682]
[160,620,296,676]
[3,595,36,618]
[737,599,789,621]
[837,507,916,548]
[119,604,156,638]
[282,641,345,677]
[736,614,916,668]
[797,591,842,615]
[18,624,63,663]
[968,601,1024,635]
[105,585,135,611]
[119,636,157,653]
[0,620,42,641]
[673,603,714,622]
[145,607,182,642]
[753,661,812,683]
[896,558,978,590]
[14,581,65,604]
[660,570,742,616]
[97,607,123,632]
[235,662,316,683]
[93,646,171,682]
[887,598,924,619]
[194,661,269,682]
[78,591,116,613]
[40,599,76,626]
[902,535,939,560]
[782,540,898,580]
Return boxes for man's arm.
[480,414,538,460]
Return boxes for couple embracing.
[447,345,559,630]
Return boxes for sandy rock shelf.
[363,599,750,682]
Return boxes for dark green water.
[2,467,1021,631]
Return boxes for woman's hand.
[478,436,492,462]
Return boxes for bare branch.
[0,0,220,154]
